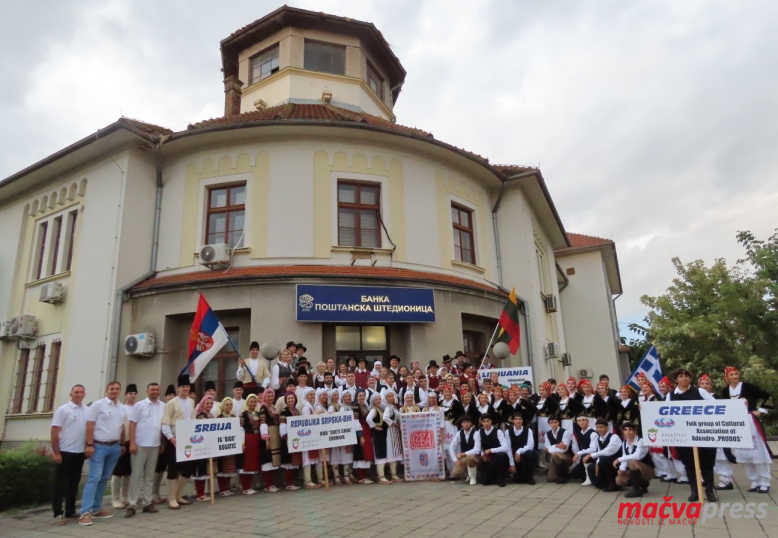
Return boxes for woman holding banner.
[216,397,237,496]
[279,393,302,491]
[301,390,323,489]
[239,394,261,495]
[352,390,375,484]
[192,396,215,502]
[382,392,404,482]
[258,389,283,493]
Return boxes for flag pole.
[479,322,500,370]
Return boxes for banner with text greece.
[286,411,358,453]
[175,418,242,462]
[296,284,435,323]
[400,411,446,481]
[479,367,534,390]
[639,400,753,449]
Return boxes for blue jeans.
[80,443,121,515]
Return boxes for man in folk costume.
[399,373,417,404]
[150,384,176,504]
[545,415,574,483]
[270,348,295,392]
[451,351,468,376]
[427,361,441,390]
[614,421,654,498]
[50,384,88,525]
[670,368,717,502]
[507,411,538,484]
[237,341,272,395]
[475,413,511,487]
[414,375,430,410]
[571,415,598,486]
[160,375,196,509]
[111,384,137,509]
[583,418,622,492]
[448,415,481,485]
[656,375,688,484]
[125,383,165,518]
[721,366,773,493]
[354,357,371,389]
[230,381,245,415]
[388,355,401,379]
[339,372,359,403]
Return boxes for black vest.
[576,429,593,451]
[459,429,476,452]
[547,428,571,454]
[479,427,501,451]
[623,437,655,467]
[670,387,703,401]
[277,362,292,388]
[598,433,614,451]
[507,427,530,453]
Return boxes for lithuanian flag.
[496,288,521,354]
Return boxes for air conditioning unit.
[10,315,37,339]
[0,321,10,341]
[546,342,560,359]
[544,294,558,313]
[561,352,572,366]
[125,333,156,356]
[199,243,232,268]
[39,282,66,304]
[579,368,593,378]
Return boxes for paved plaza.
[2,465,777,538]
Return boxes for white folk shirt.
[509,426,535,455]
[88,397,127,442]
[51,401,88,453]
[619,437,649,471]
[573,429,599,457]
[236,358,271,387]
[478,427,511,456]
[130,398,166,447]
[590,433,622,462]
[546,428,573,455]
[448,428,481,461]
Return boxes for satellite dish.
[493,342,511,360]
[260,342,280,360]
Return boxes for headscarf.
[196,395,214,417]
[557,384,569,396]
[219,396,234,417]
[578,379,592,391]
[260,388,278,415]
[371,361,382,377]
[242,393,259,414]
[698,373,711,382]
[724,366,739,378]
[567,376,577,384]
[539,381,553,395]
[658,376,672,388]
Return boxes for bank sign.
[296,285,435,323]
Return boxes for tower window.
[367,61,384,100]
[452,204,476,265]
[337,181,381,248]
[250,45,280,84]
[304,40,346,75]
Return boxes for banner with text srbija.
[286,411,358,453]
[479,367,534,390]
[399,411,445,481]
[175,418,242,462]
[640,400,753,448]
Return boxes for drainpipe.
[108,135,168,381]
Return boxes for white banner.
[286,411,358,453]
[640,400,753,449]
[400,411,445,481]
[479,367,534,390]
[175,418,242,462]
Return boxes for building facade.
[0,6,624,444]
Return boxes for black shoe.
[624,489,643,498]
[677,480,689,485]
[528,477,536,485]
[124,507,136,519]
[641,484,648,494]
[715,483,733,490]
[747,487,759,492]
[757,486,770,494]
[660,476,677,483]
[497,478,505,488]
[556,476,569,484]
[688,491,699,502]
[705,488,717,502]
[601,485,618,493]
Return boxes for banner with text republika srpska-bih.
[286,412,358,453]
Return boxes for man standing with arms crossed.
[79,381,127,526]
[126,383,165,518]
[51,384,88,525]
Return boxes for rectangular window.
[11,349,30,414]
[65,210,77,271]
[536,247,549,294]
[35,222,48,280]
[337,182,380,248]
[462,330,485,361]
[28,344,46,413]
[206,184,246,248]
[452,204,476,265]
[366,61,384,100]
[44,341,61,412]
[49,216,63,275]
[304,40,346,75]
[250,45,280,84]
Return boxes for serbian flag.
[180,293,229,382]
[496,287,521,354]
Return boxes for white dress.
[301,402,320,466]
[382,406,403,463]
[327,404,353,465]
[729,384,772,465]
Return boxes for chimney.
[223,76,244,117]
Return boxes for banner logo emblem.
[647,428,658,442]
[654,418,675,428]
[298,294,314,309]
[184,445,192,459]
[297,428,312,437]
[410,431,434,449]
[189,435,204,444]
[419,453,429,467]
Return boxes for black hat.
[595,418,609,427]
[177,375,191,387]
[389,355,400,363]
[233,381,244,389]
[165,384,176,396]
[125,384,138,394]
[357,357,367,365]
[621,421,637,430]
[250,341,260,350]
[296,343,306,352]
[297,356,309,365]
[286,341,297,349]
[455,351,466,358]
[547,414,562,423]
[428,360,439,368]
[442,355,452,363]
[296,368,309,377]
[457,415,474,426]
[204,380,216,392]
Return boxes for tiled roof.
[119,117,174,137]
[556,233,614,254]
[187,103,433,138]
[493,164,538,175]
[132,264,506,296]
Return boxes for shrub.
[0,443,55,511]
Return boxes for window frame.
[49,216,63,277]
[205,183,246,248]
[27,344,46,413]
[35,222,48,280]
[451,203,476,265]
[462,330,485,362]
[65,210,78,271]
[12,348,31,414]
[249,44,280,85]
[366,61,384,100]
[337,181,382,248]
[44,341,61,412]
[303,40,346,75]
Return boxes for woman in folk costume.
[635,381,668,480]
[366,393,393,484]
[593,381,618,430]
[278,392,302,491]
[216,397,238,496]
[258,389,283,493]
[556,383,583,434]
[335,362,349,388]
[382,391,404,482]
[352,389,375,484]
[491,385,510,430]
[300,389,323,489]
[721,366,773,493]
[239,394,261,494]
[440,385,464,475]
[567,376,581,402]
[474,392,497,424]
[504,387,522,425]
[427,391,446,481]
[401,391,420,414]
[313,362,328,389]
[314,390,331,483]
[614,385,640,434]
[577,380,598,418]
[534,381,559,468]
[652,376,689,484]
[337,391,357,484]
[696,373,736,490]
[327,390,351,485]
[192,395,215,502]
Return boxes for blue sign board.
[296,285,436,323]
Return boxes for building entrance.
[335,325,388,366]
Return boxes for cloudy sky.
[2,0,777,337]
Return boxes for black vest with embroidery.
[277,362,293,388]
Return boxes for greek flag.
[626,345,663,393]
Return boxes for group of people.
[49,340,773,527]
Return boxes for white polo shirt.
[88,397,126,442]
[51,401,88,453]
[130,397,165,447]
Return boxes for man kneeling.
[476,414,511,487]
[614,421,655,498]
[507,412,537,484]
[545,415,573,484]
[584,418,622,492]
[448,415,481,485]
